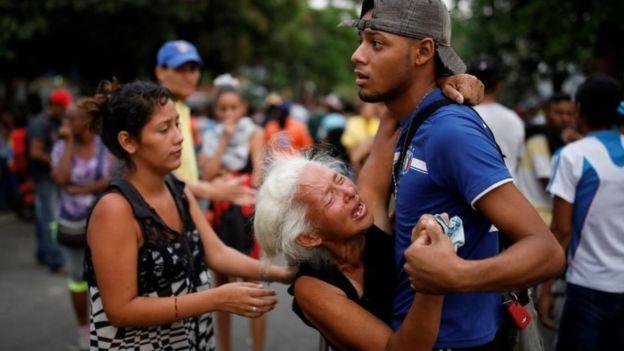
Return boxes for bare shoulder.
[87,192,138,246]
[293,275,346,309]
[90,192,133,219]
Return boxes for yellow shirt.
[516,134,553,224]
[173,100,199,183]
[341,116,380,150]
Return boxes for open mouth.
[351,201,367,220]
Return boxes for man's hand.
[537,282,557,330]
[438,74,485,106]
[404,214,462,294]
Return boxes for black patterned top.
[289,225,396,328]
[84,174,215,350]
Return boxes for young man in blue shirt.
[341,0,565,349]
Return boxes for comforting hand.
[215,282,277,318]
[438,74,485,106]
[271,265,298,284]
[404,214,463,294]
[210,175,256,205]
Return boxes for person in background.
[51,99,111,350]
[543,75,624,351]
[200,84,266,351]
[263,100,314,151]
[517,93,577,226]
[0,106,17,210]
[341,102,381,176]
[155,40,255,206]
[317,95,348,165]
[517,93,578,351]
[468,57,525,178]
[27,88,72,272]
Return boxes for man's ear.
[295,232,323,248]
[155,66,167,83]
[412,38,436,66]
[118,131,138,155]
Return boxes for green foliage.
[452,0,624,102]
[0,0,359,98]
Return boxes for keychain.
[504,292,532,330]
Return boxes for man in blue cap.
[155,40,255,204]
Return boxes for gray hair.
[254,149,347,267]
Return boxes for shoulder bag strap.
[393,98,454,185]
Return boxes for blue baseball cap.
[157,40,203,68]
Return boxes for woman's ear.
[118,131,138,155]
[295,232,323,248]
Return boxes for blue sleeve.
[425,109,512,207]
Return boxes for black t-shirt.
[288,225,395,329]
[26,113,60,180]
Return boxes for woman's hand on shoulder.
[438,74,485,105]
[213,282,277,318]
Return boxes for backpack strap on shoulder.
[108,178,154,221]
[393,98,455,186]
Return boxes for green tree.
[0,0,359,101]
[451,0,624,102]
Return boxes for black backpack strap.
[108,178,155,221]
[164,174,194,232]
[393,98,455,185]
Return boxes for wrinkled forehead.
[296,163,334,199]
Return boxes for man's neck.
[385,78,436,122]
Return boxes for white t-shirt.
[548,130,624,293]
[474,103,525,178]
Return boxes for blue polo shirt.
[391,89,512,349]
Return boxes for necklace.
[392,85,436,199]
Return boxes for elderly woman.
[255,111,454,351]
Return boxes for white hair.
[254,149,347,267]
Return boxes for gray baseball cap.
[340,0,466,75]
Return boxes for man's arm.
[357,109,398,234]
[404,183,564,294]
[30,139,51,164]
[459,183,565,291]
[537,196,572,329]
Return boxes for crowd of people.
[0,0,623,350]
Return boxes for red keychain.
[504,294,532,330]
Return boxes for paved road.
[0,213,318,350]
